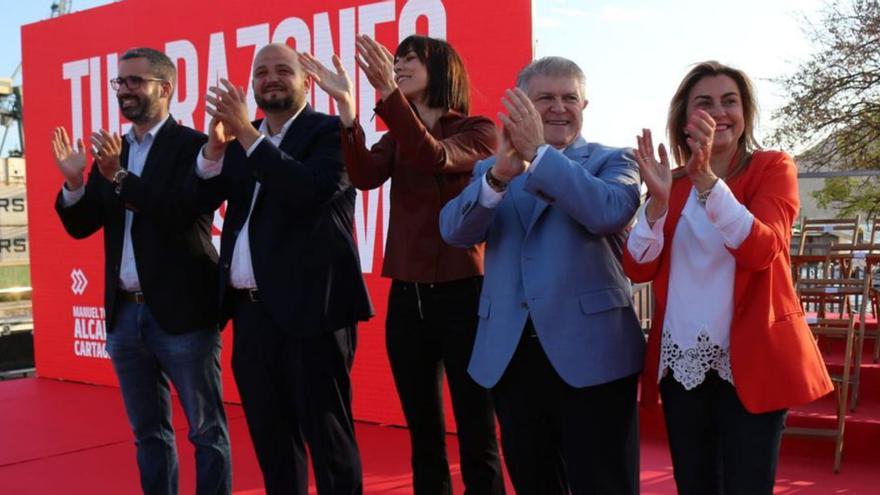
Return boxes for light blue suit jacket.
[440,136,645,388]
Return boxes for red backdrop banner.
[22,0,532,428]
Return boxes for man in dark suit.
[194,43,373,495]
[52,47,230,495]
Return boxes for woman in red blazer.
[299,36,504,494]
[623,61,832,494]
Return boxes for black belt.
[117,290,146,304]
[231,287,260,303]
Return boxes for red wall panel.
[21,0,532,429]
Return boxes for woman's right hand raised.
[355,35,397,99]
[298,52,357,127]
[635,128,672,221]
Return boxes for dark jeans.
[106,300,231,495]
[491,321,640,495]
[231,296,361,495]
[660,371,787,495]
[386,277,505,495]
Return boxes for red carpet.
[0,376,876,494]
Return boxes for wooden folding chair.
[863,217,880,362]
[824,220,880,366]
[785,315,857,473]
[797,276,871,412]
[797,217,862,256]
[794,216,862,281]
[631,282,653,335]
[789,276,869,472]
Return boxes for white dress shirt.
[195,105,304,289]
[61,116,170,291]
[626,179,755,389]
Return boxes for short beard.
[256,93,296,112]
[118,92,160,124]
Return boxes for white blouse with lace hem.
[660,328,734,389]
[626,180,755,390]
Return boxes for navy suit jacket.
[195,106,373,336]
[56,117,218,334]
[440,136,645,387]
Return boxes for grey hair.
[515,56,587,99]
[120,47,176,89]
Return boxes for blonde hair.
[667,61,761,178]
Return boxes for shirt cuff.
[528,144,551,174]
[626,198,666,263]
[196,145,224,179]
[479,172,506,208]
[704,179,754,249]
[639,199,667,237]
[245,135,266,157]
[60,182,85,208]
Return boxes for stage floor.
[0,377,876,494]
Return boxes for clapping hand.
[204,116,235,161]
[634,128,671,222]
[206,78,260,150]
[298,52,356,127]
[355,35,396,100]
[492,127,528,182]
[51,127,87,190]
[683,109,718,192]
[497,88,544,162]
[90,130,123,181]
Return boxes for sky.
[0,0,825,157]
[532,0,823,154]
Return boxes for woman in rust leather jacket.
[300,35,504,495]
[624,61,832,494]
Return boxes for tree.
[771,0,880,219]
[811,176,880,219]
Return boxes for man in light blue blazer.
[440,57,644,495]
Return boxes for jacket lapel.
[113,139,131,223]
[526,136,591,233]
[510,176,534,231]
[119,139,131,172]
[252,106,314,207]
[138,116,176,183]
[277,105,314,157]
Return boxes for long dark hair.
[395,35,470,115]
[668,61,761,178]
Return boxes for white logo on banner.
[70,269,88,295]
[73,305,109,360]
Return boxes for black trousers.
[386,277,505,495]
[492,321,640,495]
[660,371,787,495]
[231,296,362,495]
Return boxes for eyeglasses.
[110,75,166,91]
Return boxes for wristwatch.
[486,167,510,193]
[112,168,129,195]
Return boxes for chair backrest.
[868,217,880,252]
[792,216,863,281]
[796,216,862,256]
[631,283,653,334]
[790,272,865,473]
[797,276,872,320]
